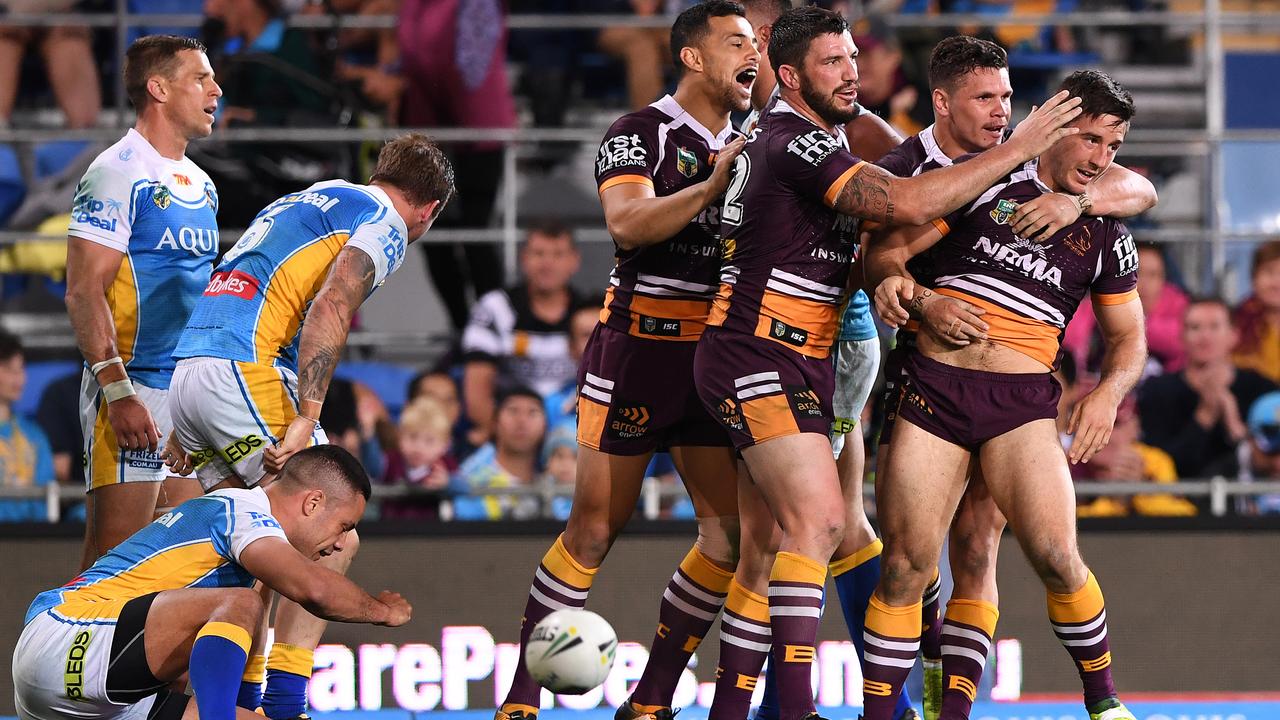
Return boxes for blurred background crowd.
[0,0,1276,522]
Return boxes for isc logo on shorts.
[64,629,92,700]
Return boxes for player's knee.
[1025,542,1085,594]
[219,587,266,630]
[562,516,618,568]
[951,528,996,580]
[695,515,740,569]
[880,544,933,602]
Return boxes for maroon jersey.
[594,95,735,342]
[708,100,867,360]
[928,158,1139,368]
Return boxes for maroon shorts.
[693,327,835,451]
[895,352,1061,450]
[576,324,729,455]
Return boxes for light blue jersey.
[838,289,878,342]
[25,487,285,626]
[174,180,408,372]
[67,129,219,390]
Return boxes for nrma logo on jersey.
[155,226,218,256]
[71,194,123,232]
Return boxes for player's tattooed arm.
[834,163,896,225]
[266,246,376,475]
[297,246,376,408]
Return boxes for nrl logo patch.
[676,147,698,177]
[152,185,171,210]
[989,198,1018,225]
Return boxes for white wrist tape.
[102,379,137,404]
[90,356,124,377]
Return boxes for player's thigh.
[143,587,264,681]
[740,432,842,534]
[87,482,163,554]
[565,445,652,538]
[669,445,738,519]
[876,417,971,566]
[977,419,1081,566]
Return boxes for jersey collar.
[921,124,954,168]
[650,94,736,148]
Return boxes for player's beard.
[800,77,859,127]
[713,77,750,114]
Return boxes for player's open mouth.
[735,68,757,91]
[1076,167,1098,183]
[984,123,1006,136]
[203,105,217,118]
[835,88,857,103]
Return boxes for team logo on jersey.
[1063,225,1093,256]
[608,404,651,440]
[676,147,699,177]
[152,185,171,210]
[769,318,809,347]
[118,147,134,162]
[990,198,1018,225]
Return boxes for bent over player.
[497,6,757,720]
[66,35,221,568]
[167,133,453,720]
[12,446,410,720]
[692,8,1082,720]
[864,70,1149,720]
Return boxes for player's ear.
[679,45,703,75]
[778,63,801,91]
[148,75,167,104]
[303,489,325,517]
[932,87,949,118]
[758,24,772,48]
[420,199,440,224]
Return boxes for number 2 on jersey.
[721,153,751,227]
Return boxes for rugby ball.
[524,609,618,694]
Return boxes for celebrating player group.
[12,2,1157,720]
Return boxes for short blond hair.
[398,397,452,437]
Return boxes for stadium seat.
[33,141,90,179]
[333,361,418,420]
[17,360,79,418]
[0,144,26,227]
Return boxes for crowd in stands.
[0,2,1277,521]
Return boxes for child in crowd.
[379,397,457,520]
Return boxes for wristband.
[102,379,137,404]
[90,356,124,377]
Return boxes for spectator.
[325,0,405,122]
[544,303,601,435]
[1065,243,1189,377]
[1139,298,1278,478]
[850,32,924,137]
[1233,239,1280,384]
[0,330,55,522]
[461,220,584,445]
[453,387,546,520]
[598,0,669,110]
[34,370,83,486]
[0,1,100,129]
[540,424,578,520]
[409,367,472,460]
[399,0,517,331]
[1076,393,1197,517]
[380,396,457,520]
[1240,392,1280,513]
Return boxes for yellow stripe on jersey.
[253,233,348,364]
[88,398,122,490]
[1093,289,1139,306]
[823,161,867,207]
[935,288,1060,369]
[109,255,139,365]
[54,540,227,621]
[598,174,654,194]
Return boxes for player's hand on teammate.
[375,591,413,627]
[107,396,161,453]
[1010,192,1081,242]
[161,431,194,476]
[874,275,916,327]
[1007,90,1083,160]
[921,295,989,347]
[264,414,317,474]
[706,136,748,198]
[1067,387,1120,464]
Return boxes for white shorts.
[169,357,328,490]
[830,337,881,457]
[12,612,156,720]
[80,370,195,492]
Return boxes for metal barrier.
[2,478,1278,522]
